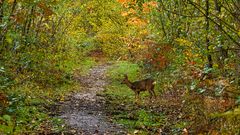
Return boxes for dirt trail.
[58,64,125,135]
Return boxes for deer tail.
[152,81,157,85]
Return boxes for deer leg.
[134,92,138,100]
[134,91,140,101]
[148,90,153,100]
[152,90,157,99]
[137,92,140,100]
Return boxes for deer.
[121,74,156,101]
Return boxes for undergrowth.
[102,61,240,134]
[103,61,167,134]
[0,57,96,134]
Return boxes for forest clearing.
[0,0,240,134]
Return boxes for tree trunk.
[214,0,228,75]
[26,6,34,35]
[10,0,17,16]
[205,0,213,68]
[0,0,4,46]
[0,0,4,23]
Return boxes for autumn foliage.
[0,0,240,134]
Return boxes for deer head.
[121,74,129,84]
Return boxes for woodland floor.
[56,63,126,135]
[50,59,237,135]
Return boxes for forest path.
[58,63,125,135]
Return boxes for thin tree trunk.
[0,0,4,23]
[10,0,17,16]
[51,14,65,43]
[159,13,167,38]
[205,0,213,68]
[214,0,228,75]
[26,6,34,35]
[0,0,5,46]
[22,15,28,39]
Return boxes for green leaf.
[3,115,11,122]
[236,96,240,105]
[197,88,206,94]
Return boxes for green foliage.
[104,61,142,103]
[237,96,240,104]
[114,109,166,134]
[0,66,13,90]
[107,61,141,80]
[103,82,167,133]
[102,61,166,133]
[209,107,240,134]
[0,92,49,134]
[0,115,14,134]
[51,117,65,133]
[1,0,240,134]
[135,109,165,129]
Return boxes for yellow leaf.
[6,33,12,44]
[8,0,14,3]
[121,11,129,17]
[175,38,192,47]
